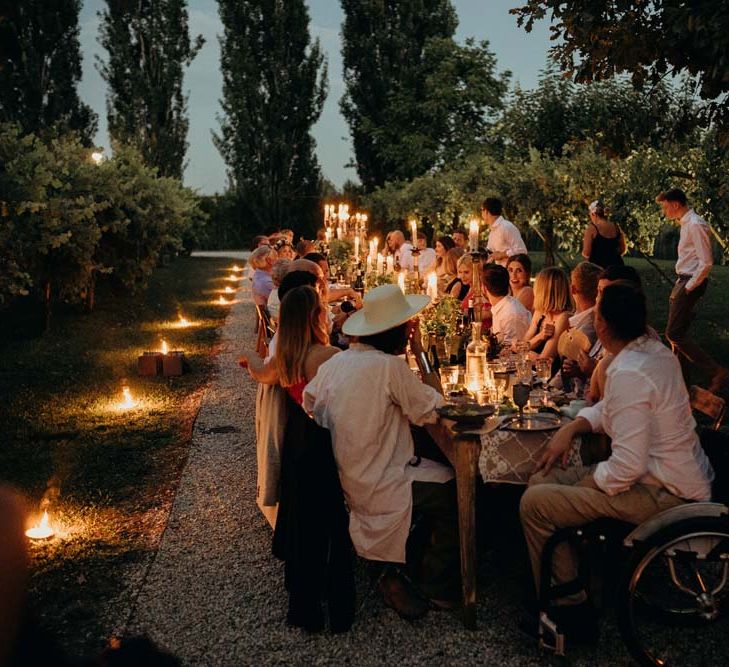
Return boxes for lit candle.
[410,219,417,247]
[160,339,169,355]
[354,235,360,260]
[325,228,332,243]
[377,252,384,275]
[398,272,406,293]
[469,218,479,253]
[386,255,394,274]
[427,272,438,300]
[336,226,343,240]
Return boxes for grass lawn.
[530,252,729,371]
[0,256,240,658]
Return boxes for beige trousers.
[520,465,685,603]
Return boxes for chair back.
[255,305,276,358]
[690,385,726,431]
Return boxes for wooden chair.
[690,385,726,431]
[255,305,276,359]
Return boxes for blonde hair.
[444,247,464,275]
[456,252,473,271]
[275,285,329,387]
[271,259,291,286]
[250,245,277,269]
[533,267,572,314]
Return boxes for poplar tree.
[340,0,509,191]
[214,0,327,235]
[0,0,97,142]
[97,0,204,179]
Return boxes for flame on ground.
[177,316,190,327]
[117,386,138,410]
[160,339,169,355]
[227,274,238,281]
[26,510,55,540]
[218,296,228,305]
[224,286,234,294]
[231,264,241,272]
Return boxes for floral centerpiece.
[327,238,354,280]
[419,296,461,362]
[365,271,395,291]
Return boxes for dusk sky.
[78,1,553,194]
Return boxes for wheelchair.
[538,389,729,665]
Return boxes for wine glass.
[512,382,531,424]
[535,357,552,403]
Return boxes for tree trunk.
[543,219,555,267]
[86,273,96,312]
[43,278,52,333]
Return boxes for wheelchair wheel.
[616,516,729,666]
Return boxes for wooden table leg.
[454,435,479,629]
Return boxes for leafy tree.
[340,0,509,190]
[97,0,204,179]
[215,0,327,237]
[511,0,729,139]
[0,0,97,142]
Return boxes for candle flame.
[26,510,55,540]
[160,339,169,355]
[228,274,238,281]
[118,385,138,410]
[178,316,190,327]
[232,264,241,272]
[225,286,234,294]
[219,295,228,305]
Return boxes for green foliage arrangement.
[420,296,461,339]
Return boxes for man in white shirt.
[519,283,713,643]
[482,264,530,344]
[386,230,414,272]
[415,231,437,276]
[304,285,459,620]
[482,198,528,267]
[657,188,728,393]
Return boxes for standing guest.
[448,252,472,302]
[482,198,528,266]
[415,231,437,275]
[452,228,468,249]
[295,238,316,258]
[304,285,459,620]
[386,230,414,271]
[439,247,463,297]
[519,283,713,644]
[250,245,278,306]
[506,253,534,312]
[581,200,626,269]
[657,188,729,392]
[521,267,572,364]
[482,264,531,345]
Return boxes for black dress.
[446,277,469,301]
[272,393,355,633]
[588,223,624,268]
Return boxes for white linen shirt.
[676,209,713,291]
[578,336,713,500]
[490,295,531,344]
[486,217,528,266]
[417,247,437,276]
[568,306,597,345]
[396,242,415,272]
[303,344,448,563]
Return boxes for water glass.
[535,358,552,386]
[439,365,462,395]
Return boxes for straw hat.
[557,328,591,361]
[342,284,431,337]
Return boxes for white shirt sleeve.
[387,358,445,425]
[686,222,713,291]
[593,369,653,495]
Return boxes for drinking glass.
[512,382,531,423]
[535,358,552,386]
[439,365,461,395]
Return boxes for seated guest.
[521,267,572,364]
[449,252,472,301]
[415,231,437,276]
[567,261,602,344]
[452,228,467,249]
[434,235,455,283]
[387,230,414,272]
[295,238,316,258]
[280,228,294,245]
[482,264,530,345]
[303,285,460,620]
[520,283,714,643]
[441,247,465,297]
[274,240,296,261]
[266,259,292,322]
[250,245,278,306]
[303,252,362,305]
[506,254,534,312]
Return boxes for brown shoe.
[378,570,429,621]
[708,368,729,395]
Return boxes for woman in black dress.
[581,200,626,268]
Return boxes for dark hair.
[278,270,317,301]
[506,253,532,275]
[481,197,503,216]
[590,201,607,218]
[598,282,647,342]
[656,188,688,206]
[295,238,315,257]
[599,264,642,288]
[416,230,427,241]
[359,322,409,355]
[436,236,455,251]
[481,263,510,297]
[251,235,269,250]
[452,228,467,238]
[303,252,326,265]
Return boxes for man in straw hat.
[303,285,459,620]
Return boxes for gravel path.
[124,265,651,666]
